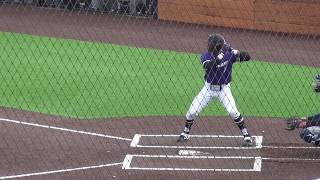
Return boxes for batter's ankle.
[183,119,194,134]
[241,127,251,137]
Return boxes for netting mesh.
[0,0,319,179]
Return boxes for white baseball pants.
[186,82,240,120]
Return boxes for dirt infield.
[0,4,319,180]
[1,107,320,180]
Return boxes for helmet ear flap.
[207,34,215,52]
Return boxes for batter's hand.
[239,51,251,62]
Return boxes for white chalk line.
[263,145,320,149]
[130,134,263,149]
[0,162,123,179]
[133,144,320,150]
[135,145,260,149]
[122,167,258,172]
[253,157,262,171]
[127,154,257,159]
[132,134,319,150]
[130,134,141,147]
[123,154,320,172]
[261,157,320,162]
[122,154,262,172]
[122,154,134,169]
[139,134,262,139]
[2,119,319,175]
[177,150,320,162]
[124,134,319,172]
[0,118,132,141]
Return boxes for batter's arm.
[201,53,220,70]
[226,47,251,63]
[203,59,220,70]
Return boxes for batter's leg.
[178,83,215,142]
[218,84,253,145]
[186,82,214,121]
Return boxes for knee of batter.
[186,110,197,121]
[229,110,240,120]
[185,100,204,121]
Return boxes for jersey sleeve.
[200,53,212,65]
[230,46,239,63]
[230,50,239,63]
[221,44,238,63]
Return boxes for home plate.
[178,150,211,156]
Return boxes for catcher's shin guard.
[313,134,320,146]
[300,128,314,144]
[314,138,320,146]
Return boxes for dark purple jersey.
[200,44,238,85]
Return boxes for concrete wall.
[158,0,320,35]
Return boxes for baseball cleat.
[177,132,190,142]
[242,135,254,147]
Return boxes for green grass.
[0,32,319,119]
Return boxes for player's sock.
[183,119,194,134]
[234,115,250,136]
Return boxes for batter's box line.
[122,154,262,172]
[130,134,263,149]
[0,117,132,141]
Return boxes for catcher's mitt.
[285,117,301,130]
[313,74,320,92]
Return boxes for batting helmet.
[208,34,225,53]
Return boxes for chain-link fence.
[0,0,319,179]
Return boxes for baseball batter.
[177,34,254,146]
